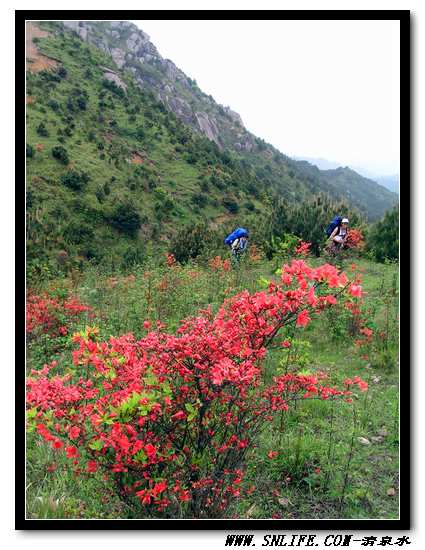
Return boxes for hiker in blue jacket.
[231,235,249,260]
[224,228,249,263]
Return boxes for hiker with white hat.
[329,217,349,248]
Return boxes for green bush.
[200,179,210,192]
[47,99,60,111]
[265,194,363,256]
[102,78,125,98]
[135,126,145,140]
[63,221,94,244]
[153,187,175,211]
[67,97,75,112]
[121,243,146,269]
[36,122,49,137]
[107,202,141,236]
[60,170,90,191]
[191,192,208,208]
[77,97,87,110]
[366,207,399,262]
[26,144,34,158]
[170,223,220,264]
[51,145,70,165]
[222,197,239,214]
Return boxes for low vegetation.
[26,241,399,519]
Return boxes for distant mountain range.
[294,156,399,195]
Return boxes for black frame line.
[16,9,410,531]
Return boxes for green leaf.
[160,382,172,396]
[89,439,103,451]
[184,402,197,422]
[105,368,117,380]
[134,450,147,463]
[298,369,312,376]
[144,372,158,386]
[27,407,38,419]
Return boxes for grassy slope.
[26,254,399,519]
[26,23,397,276]
[67,20,398,223]
[26,27,267,269]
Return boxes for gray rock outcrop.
[58,20,256,152]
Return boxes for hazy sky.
[132,19,400,176]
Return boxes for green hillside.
[26,22,397,273]
[26,26,266,268]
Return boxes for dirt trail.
[26,22,58,73]
[129,152,144,165]
[209,214,231,230]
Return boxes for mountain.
[286,161,398,220]
[61,20,256,153]
[25,21,398,270]
[373,175,399,195]
[293,156,342,171]
[295,156,400,196]
[58,22,399,204]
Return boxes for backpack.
[224,227,249,246]
[325,216,342,238]
[239,237,248,251]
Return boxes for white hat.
[342,218,349,224]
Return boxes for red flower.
[52,439,63,450]
[135,490,152,505]
[296,310,310,328]
[87,460,98,473]
[349,284,363,298]
[152,480,167,497]
[69,426,81,440]
[268,451,278,459]
[144,443,157,459]
[65,445,79,458]
[171,410,186,422]
[295,240,311,257]
[178,490,191,502]
[166,253,176,267]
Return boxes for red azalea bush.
[345,228,365,250]
[294,240,312,257]
[208,256,231,273]
[26,292,92,338]
[26,260,367,518]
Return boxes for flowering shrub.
[208,256,231,273]
[166,253,176,267]
[347,268,398,368]
[26,260,367,518]
[294,240,311,257]
[345,228,365,250]
[248,245,262,262]
[26,292,92,338]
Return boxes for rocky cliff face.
[62,20,256,152]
